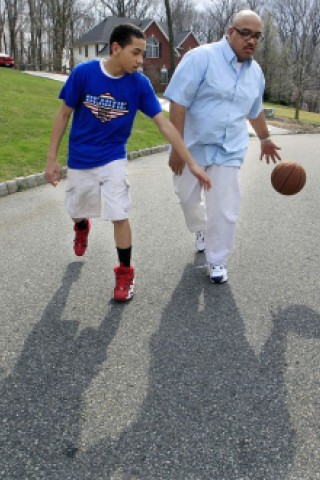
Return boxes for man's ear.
[227,26,233,37]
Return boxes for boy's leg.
[73,218,91,256]
[113,219,134,301]
[64,168,101,256]
[100,159,134,301]
[113,218,132,267]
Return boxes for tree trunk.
[164,0,176,78]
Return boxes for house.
[73,16,200,91]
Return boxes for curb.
[0,145,169,198]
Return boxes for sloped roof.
[157,22,199,47]
[74,17,144,45]
[74,16,199,49]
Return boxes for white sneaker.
[195,231,206,252]
[208,264,228,284]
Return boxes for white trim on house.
[176,32,195,48]
[74,43,106,64]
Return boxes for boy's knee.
[112,218,129,225]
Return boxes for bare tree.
[207,0,246,41]
[170,0,197,31]
[98,0,157,18]
[0,0,6,52]
[254,11,283,101]
[164,0,176,77]
[270,0,320,119]
[27,0,44,69]
[243,0,262,12]
[44,0,93,71]
[4,0,23,58]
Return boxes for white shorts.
[64,159,131,221]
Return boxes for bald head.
[232,10,262,27]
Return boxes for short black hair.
[109,24,146,54]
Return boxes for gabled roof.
[74,16,200,49]
[74,17,146,46]
[174,31,198,48]
[157,23,200,47]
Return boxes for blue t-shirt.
[59,59,162,169]
[164,38,265,167]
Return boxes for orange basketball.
[271,162,306,195]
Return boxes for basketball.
[271,162,306,195]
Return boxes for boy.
[45,23,211,302]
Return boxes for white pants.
[174,164,241,265]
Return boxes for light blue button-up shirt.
[164,38,265,167]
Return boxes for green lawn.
[264,102,320,124]
[1,68,320,182]
[0,68,167,182]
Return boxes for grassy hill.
[1,68,320,183]
[0,68,168,182]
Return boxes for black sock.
[117,246,132,267]
[76,219,88,231]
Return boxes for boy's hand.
[189,164,212,190]
[45,160,61,187]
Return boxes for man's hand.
[260,139,281,164]
[168,150,186,175]
[45,160,61,187]
[168,149,211,190]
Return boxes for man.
[164,10,281,284]
[45,24,211,302]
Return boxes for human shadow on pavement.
[78,263,320,480]
[0,261,127,479]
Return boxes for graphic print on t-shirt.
[83,92,129,123]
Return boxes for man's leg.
[174,166,207,251]
[205,165,241,281]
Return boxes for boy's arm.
[45,103,73,186]
[152,112,211,190]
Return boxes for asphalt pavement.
[1,134,320,479]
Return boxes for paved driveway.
[1,134,320,479]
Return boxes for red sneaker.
[73,219,91,256]
[113,265,135,301]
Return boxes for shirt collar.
[220,36,253,66]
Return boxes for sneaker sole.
[113,286,134,302]
[113,294,134,302]
[210,276,228,284]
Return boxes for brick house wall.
[177,34,199,63]
[143,23,171,92]
[143,23,199,92]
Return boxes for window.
[146,36,159,58]
[95,44,99,56]
[78,46,82,55]
[85,45,88,58]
